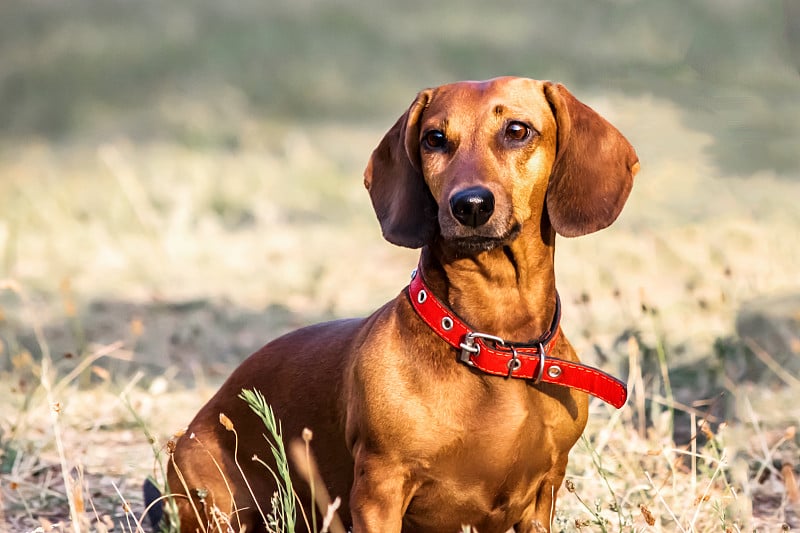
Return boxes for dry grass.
[1,94,799,532]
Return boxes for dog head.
[364,77,640,252]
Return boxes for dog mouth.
[445,222,522,254]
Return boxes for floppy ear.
[364,90,438,248]
[544,82,640,238]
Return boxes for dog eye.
[505,122,531,142]
[422,130,447,149]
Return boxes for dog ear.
[544,82,640,238]
[364,91,438,248]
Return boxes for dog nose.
[449,187,495,228]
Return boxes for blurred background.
[1,0,799,530]
[1,0,798,376]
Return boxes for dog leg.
[514,473,567,533]
[349,453,409,533]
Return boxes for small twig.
[646,394,722,424]
[782,463,800,504]
[219,415,269,529]
[168,458,207,533]
[690,411,697,507]
[644,470,686,533]
[688,453,726,530]
[743,337,800,388]
[52,341,125,397]
[288,439,346,533]
[98,144,162,237]
[320,497,341,533]
[742,395,780,483]
[111,480,137,533]
[304,430,317,533]
[658,446,726,467]
[581,435,626,528]
[565,479,609,533]
[627,336,646,439]
[191,430,241,530]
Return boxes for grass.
[1,0,800,531]
[239,389,296,532]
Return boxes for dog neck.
[420,223,558,344]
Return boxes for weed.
[240,389,296,533]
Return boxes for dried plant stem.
[743,337,800,388]
[1,280,83,532]
[305,432,317,533]
[690,411,697,504]
[287,439,345,533]
[627,336,646,439]
[688,455,726,530]
[655,336,674,429]
[52,341,124,397]
[228,424,269,529]
[191,431,242,530]
[168,458,207,533]
[98,144,162,238]
[111,480,137,533]
[568,480,609,533]
[581,435,625,528]
[644,470,686,533]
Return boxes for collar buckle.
[459,331,506,366]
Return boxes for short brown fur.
[168,77,639,533]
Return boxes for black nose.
[449,186,495,228]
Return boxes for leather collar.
[407,267,627,409]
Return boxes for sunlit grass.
[1,95,799,531]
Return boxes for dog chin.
[445,223,522,255]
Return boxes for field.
[1,0,799,531]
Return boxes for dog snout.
[449,186,495,228]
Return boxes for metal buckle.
[459,331,506,366]
[506,346,521,378]
[533,342,547,384]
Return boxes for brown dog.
[166,77,639,533]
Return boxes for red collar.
[408,267,627,409]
